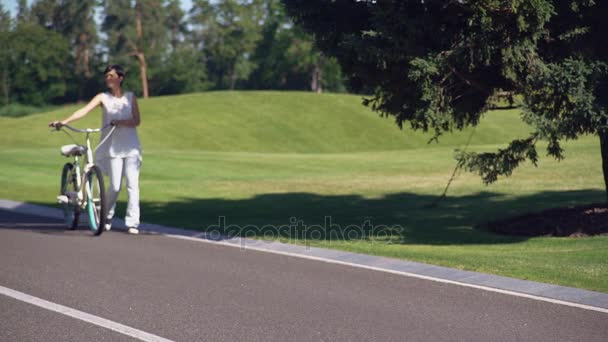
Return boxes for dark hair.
[104,64,125,85]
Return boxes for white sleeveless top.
[95,91,142,171]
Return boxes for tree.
[30,0,98,78]
[1,1,70,105]
[284,28,345,93]
[153,46,209,95]
[16,0,29,24]
[283,0,608,200]
[101,0,167,98]
[9,22,70,105]
[190,0,263,90]
[247,0,345,92]
[132,0,149,98]
[165,0,188,52]
[0,4,11,105]
[246,0,291,89]
[152,0,209,95]
[30,0,99,100]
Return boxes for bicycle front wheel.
[85,165,106,236]
[60,163,79,229]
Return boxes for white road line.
[165,234,608,315]
[0,285,174,342]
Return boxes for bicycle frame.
[54,123,115,234]
[57,124,115,209]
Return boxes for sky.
[1,0,195,18]
[0,0,20,15]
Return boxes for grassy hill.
[0,91,532,153]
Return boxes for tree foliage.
[2,0,346,109]
[283,0,608,199]
[30,0,100,100]
[189,0,264,89]
[7,22,70,105]
[247,0,345,92]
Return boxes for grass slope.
[0,91,531,152]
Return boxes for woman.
[49,64,142,235]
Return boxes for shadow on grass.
[107,189,604,246]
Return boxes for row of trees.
[1,0,346,106]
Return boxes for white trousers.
[106,156,141,228]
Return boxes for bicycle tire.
[60,163,79,229]
[85,165,106,236]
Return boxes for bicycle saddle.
[60,144,87,157]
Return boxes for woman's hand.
[48,121,65,129]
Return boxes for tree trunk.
[74,33,91,101]
[135,1,149,98]
[311,56,324,93]
[600,131,608,202]
[311,64,322,93]
[76,33,91,78]
[230,70,237,90]
[138,53,149,98]
[1,69,8,106]
[83,47,91,78]
[82,34,91,78]
[171,27,178,52]
[75,45,82,75]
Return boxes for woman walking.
[49,64,142,234]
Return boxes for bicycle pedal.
[65,191,82,202]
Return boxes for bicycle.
[52,123,116,235]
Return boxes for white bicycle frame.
[56,124,116,209]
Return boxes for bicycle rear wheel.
[85,165,106,236]
[60,163,79,229]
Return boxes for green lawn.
[1,91,606,292]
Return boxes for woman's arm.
[48,93,104,127]
[112,94,141,128]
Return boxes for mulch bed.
[483,203,608,237]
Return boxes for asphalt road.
[0,209,606,342]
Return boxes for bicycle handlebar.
[53,123,114,133]
[51,123,117,153]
